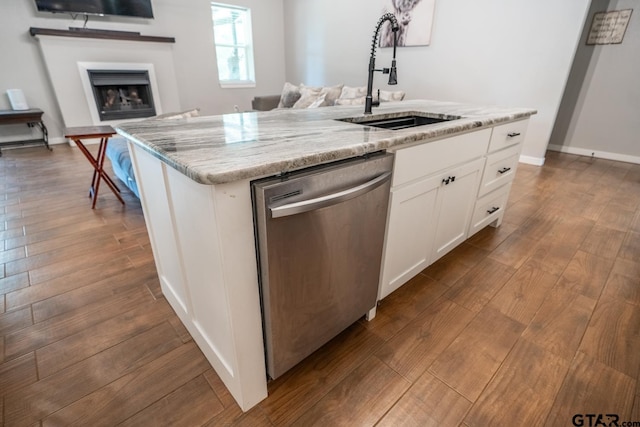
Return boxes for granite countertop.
[115,99,536,185]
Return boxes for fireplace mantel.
[30,27,175,43]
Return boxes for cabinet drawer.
[392,128,491,187]
[478,144,521,197]
[488,119,528,153]
[468,184,511,237]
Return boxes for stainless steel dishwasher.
[252,152,393,379]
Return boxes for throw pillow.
[153,108,200,120]
[277,82,302,108]
[338,86,367,99]
[379,90,406,102]
[292,85,324,109]
[334,96,366,106]
[319,84,344,107]
[307,93,327,108]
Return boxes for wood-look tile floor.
[1,145,639,426]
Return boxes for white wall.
[550,0,640,163]
[282,0,592,165]
[0,0,285,143]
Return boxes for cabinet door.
[431,157,485,262]
[379,174,441,299]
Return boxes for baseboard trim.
[547,144,640,165]
[49,136,67,145]
[519,154,545,166]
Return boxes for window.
[211,3,256,88]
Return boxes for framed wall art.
[379,0,436,48]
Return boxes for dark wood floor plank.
[601,273,640,307]
[24,223,127,257]
[555,250,614,299]
[521,287,596,360]
[5,234,122,277]
[490,261,558,324]
[0,246,26,264]
[631,210,640,234]
[259,322,385,426]
[5,255,137,311]
[27,244,147,285]
[30,262,158,323]
[619,231,640,263]
[5,219,120,252]
[597,204,636,232]
[544,352,635,426]
[378,371,472,427]
[0,305,33,336]
[290,356,411,426]
[429,306,525,402]
[361,273,448,341]
[466,220,518,252]
[203,368,236,408]
[4,284,153,361]
[547,215,595,247]
[488,233,539,269]
[203,404,273,427]
[526,238,578,276]
[578,298,640,378]
[464,339,570,427]
[0,352,37,397]
[4,322,183,426]
[2,142,640,425]
[375,297,475,382]
[443,258,516,313]
[612,258,640,286]
[42,341,210,427]
[580,225,626,259]
[0,271,30,294]
[36,298,175,378]
[517,211,561,241]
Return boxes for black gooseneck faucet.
[365,13,399,115]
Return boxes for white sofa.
[251,82,405,111]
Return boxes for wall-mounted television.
[34,0,154,19]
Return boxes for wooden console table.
[64,125,125,209]
[0,109,51,156]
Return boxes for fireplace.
[88,70,156,121]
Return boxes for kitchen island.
[116,100,536,411]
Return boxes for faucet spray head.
[388,59,397,85]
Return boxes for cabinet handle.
[487,207,500,214]
[442,176,456,185]
[498,167,511,174]
[507,132,521,138]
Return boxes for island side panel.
[128,143,268,411]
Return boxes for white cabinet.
[379,119,530,300]
[467,119,529,238]
[379,174,440,299]
[431,157,485,262]
[379,130,490,299]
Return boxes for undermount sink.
[337,111,463,131]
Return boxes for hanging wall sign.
[587,9,633,45]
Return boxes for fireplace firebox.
[88,70,156,121]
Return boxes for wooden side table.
[0,108,51,156]
[64,125,125,209]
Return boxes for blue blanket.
[105,137,140,198]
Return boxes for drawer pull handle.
[507,132,521,138]
[442,176,456,185]
[487,207,500,214]
[498,167,511,174]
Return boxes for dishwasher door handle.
[270,171,392,218]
